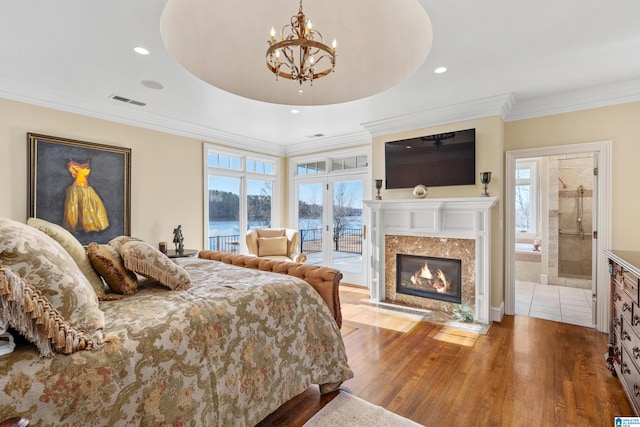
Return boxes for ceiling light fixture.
[266,0,336,87]
[434,66,447,74]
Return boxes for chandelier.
[266,0,336,87]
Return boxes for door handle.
[363,225,367,240]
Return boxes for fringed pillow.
[0,265,120,357]
[115,240,191,290]
[0,219,104,334]
[87,243,139,295]
[27,217,107,297]
[108,235,142,253]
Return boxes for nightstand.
[165,249,199,258]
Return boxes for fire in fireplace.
[396,254,462,304]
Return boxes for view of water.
[209,216,362,237]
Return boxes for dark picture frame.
[28,133,131,245]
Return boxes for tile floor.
[515,281,594,328]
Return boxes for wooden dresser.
[605,249,640,415]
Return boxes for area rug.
[303,392,424,427]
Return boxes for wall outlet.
[540,274,548,285]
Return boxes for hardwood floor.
[258,285,633,426]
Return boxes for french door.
[294,174,367,285]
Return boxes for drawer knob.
[614,317,622,327]
[614,292,622,302]
[622,330,632,341]
[635,315,640,327]
[623,302,631,312]
[622,362,631,375]
[634,347,640,359]
[635,384,640,397]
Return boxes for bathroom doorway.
[505,141,612,333]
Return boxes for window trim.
[515,159,538,236]
[289,146,371,228]
[203,143,280,251]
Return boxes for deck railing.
[207,235,240,253]
[208,227,363,255]
[300,227,362,254]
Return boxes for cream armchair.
[246,228,307,263]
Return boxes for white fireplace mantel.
[363,197,498,324]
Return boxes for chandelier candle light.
[267,0,336,87]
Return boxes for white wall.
[0,98,205,249]
[505,101,640,250]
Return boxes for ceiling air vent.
[109,94,146,107]
[308,133,325,138]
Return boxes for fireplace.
[396,254,462,304]
[363,197,498,324]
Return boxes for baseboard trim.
[490,302,505,323]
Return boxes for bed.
[0,219,353,426]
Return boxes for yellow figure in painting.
[63,158,109,232]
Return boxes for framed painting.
[28,133,131,245]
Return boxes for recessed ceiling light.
[434,66,447,74]
[141,80,165,90]
[291,109,300,114]
[134,46,150,55]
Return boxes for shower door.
[556,154,598,325]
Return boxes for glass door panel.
[331,179,364,283]
[294,177,367,285]
[297,182,324,265]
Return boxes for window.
[515,160,538,234]
[331,155,368,171]
[205,145,278,252]
[297,161,326,175]
[296,154,368,177]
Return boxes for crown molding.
[361,93,515,137]
[505,79,640,122]
[284,130,372,157]
[3,73,639,158]
[0,76,287,157]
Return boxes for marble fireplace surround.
[364,197,498,324]
[387,236,474,313]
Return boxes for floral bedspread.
[0,257,353,426]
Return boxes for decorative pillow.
[26,217,107,297]
[0,219,104,334]
[87,243,139,295]
[116,240,191,290]
[108,235,142,253]
[0,265,119,357]
[257,229,285,238]
[258,236,288,257]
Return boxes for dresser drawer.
[614,284,635,327]
[621,344,640,413]
[614,262,640,305]
[621,316,640,362]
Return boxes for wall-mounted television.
[384,128,476,189]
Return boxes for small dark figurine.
[173,225,184,252]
